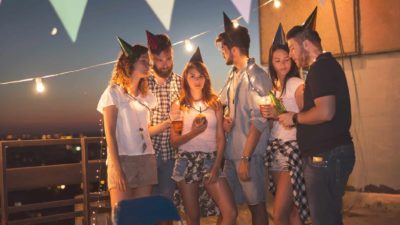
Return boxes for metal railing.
[0,137,109,225]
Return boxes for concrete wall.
[343,52,400,189]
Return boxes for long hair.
[268,44,299,96]
[110,45,149,95]
[179,62,220,111]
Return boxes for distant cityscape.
[0,132,101,141]
[1,131,106,225]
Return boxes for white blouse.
[97,85,157,156]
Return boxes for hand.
[113,165,128,192]
[162,118,171,130]
[205,166,219,184]
[191,118,208,135]
[278,112,296,127]
[260,104,278,119]
[238,160,250,181]
[223,116,234,133]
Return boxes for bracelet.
[292,113,299,126]
[241,155,251,161]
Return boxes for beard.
[224,54,233,66]
[299,46,310,68]
[152,64,173,78]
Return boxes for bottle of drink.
[268,90,287,114]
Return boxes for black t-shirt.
[297,52,353,156]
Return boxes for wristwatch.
[241,155,251,161]
[292,113,299,126]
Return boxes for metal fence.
[0,137,109,225]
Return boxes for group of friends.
[97,7,355,225]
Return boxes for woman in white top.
[261,24,309,225]
[170,48,237,225]
[97,37,170,221]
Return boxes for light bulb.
[274,0,281,8]
[233,19,240,28]
[51,27,58,36]
[35,78,45,93]
[184,39,194,52]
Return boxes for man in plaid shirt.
[146,31,181,200]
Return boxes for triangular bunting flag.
[49,0,88,43]
[146,0,176,31]
[231,0,252,23]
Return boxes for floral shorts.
[171,151,223,183]
[172,151,223,217]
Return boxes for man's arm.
[279,95,336,126]
[238,122,262,181]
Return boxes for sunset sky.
[0,0,263,136]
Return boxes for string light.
[232,19,240,28]
[51,27,58,36]
[0,0,279,90]
[274,0,281,8]
[35,78,45,93]
[184,39,194,52]
[90,118,107,225]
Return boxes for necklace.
[126,93,152,113]
[191,101,209,113]
[126,93,149,153]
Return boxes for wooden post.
[0,142,9,225]
[80,138,90,225]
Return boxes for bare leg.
[177,181,200,225]
[248,203,268,225]
[205,177,237,225]
[109,185,153,224]
[109,188,132,223]
[289,205,303,225]
[271,171,302,225]
[131,185,153,199]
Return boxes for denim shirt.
[223,58,273,159]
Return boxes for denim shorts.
[266,139,298,172]
[224,156,266,205]
[171,151,223,183]
[269,150,289,172]
[152,155,176,199]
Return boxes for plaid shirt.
[148,72,181,160]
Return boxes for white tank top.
[270,77,304,141]
[180,101,217,153]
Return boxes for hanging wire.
[330,0,367,213]
[91,118,107,225]
[0,0,278,87]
